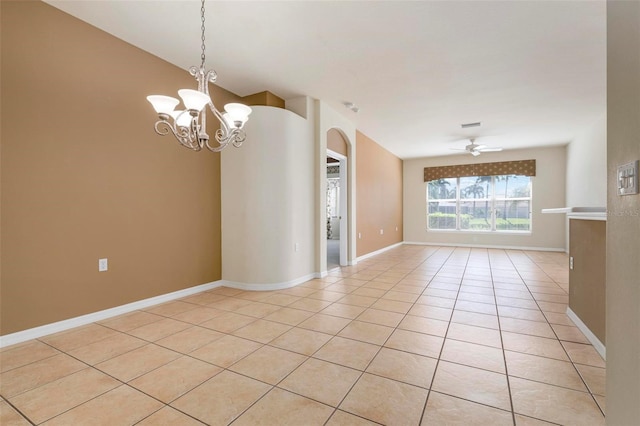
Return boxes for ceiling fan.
[450,138,503,157]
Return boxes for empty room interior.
[1,1,639,425]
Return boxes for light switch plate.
[617,160,639,196]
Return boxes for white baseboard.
[403,241,566,252]
[0,280,222,348]
[356,242,404,262]
[220,273,317,291]
[318,259,358,277]
[566,307,606,360]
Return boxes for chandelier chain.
[200,0,206,69]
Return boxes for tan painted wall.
[355,131,403,257]
[568,219,606,344]
[327,128,347,157]
[241,91,285,109]
[606,1,640,423]
[0,1,240,335]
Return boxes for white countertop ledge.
[542,207,607,214]
[541,207,607,221]
[541,207,573,214]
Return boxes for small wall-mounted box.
[617,160,639,196]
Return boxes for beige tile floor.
[0,246,606,425]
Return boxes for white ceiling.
[45,0,606,159]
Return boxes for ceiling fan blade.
[449,148,468,151]
[477,147,503,152]
[473,144,487,150]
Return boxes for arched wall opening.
[315,101,357,276]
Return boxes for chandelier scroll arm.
[209,101,230,131]
[153,118,201,151]
[203,137,230,153]
[153,118,172,137]
[173,124,202,151]
[232,134,245,148]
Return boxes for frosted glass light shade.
[222,112,249,129]
[178,89,210,111]
[147,95,179,114]
[223,103,251,129]
[224,103,252,126]
[170,110,192,127]
[222,112,234,129]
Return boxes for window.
[427,175,532,232]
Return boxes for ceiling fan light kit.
[146,0,252,152]
[450,138,504,156]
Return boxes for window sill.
[426,229,532,236]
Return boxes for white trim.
[327,147,349,268]
[0,280,222,348]
[426,230,532,236]
[567,213,607,221]
[403,241,565,252]
[326,149,346,161]
[541,207,574,214]
[566,307,606,360]
[324,262,357,274]
[356,242,404,262]
[220,273,317,291]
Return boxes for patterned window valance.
[424,160,536,182]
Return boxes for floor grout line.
[495,249,522,426]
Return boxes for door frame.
[327,149,348,266]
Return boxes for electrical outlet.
[395,226,398,231]
[358,232,361,239]
[380,229,384,235]
[569,256,574,270]
[294,243,299,252]
[98,258,108,272]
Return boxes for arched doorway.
[314,100,357,277]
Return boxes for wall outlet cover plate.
[98,258,108,272]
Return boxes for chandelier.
[147,0,251,152]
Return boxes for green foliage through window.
[426,175,532,232]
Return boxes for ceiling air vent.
[461,122,481,128]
